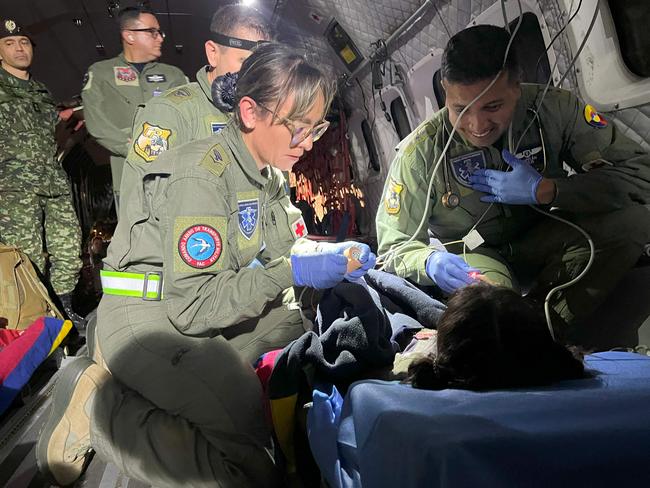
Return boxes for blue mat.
[309,352,650,487]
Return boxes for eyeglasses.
[124,28,165,40]
[256,102,330,148]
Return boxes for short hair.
[233,43,334,130]
[117,6,155,30]
[441,24,521,84]
[406,284,587,391]
[209,4,272,40]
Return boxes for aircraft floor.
[0,347,151,488]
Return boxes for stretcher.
[310,352,650,487]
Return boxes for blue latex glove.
[426,251,480,294]
[319,241,377,280]
[291,252,348,289]
[307,385,344,488]
[469,149,543,204]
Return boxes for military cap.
[0,19,33,42]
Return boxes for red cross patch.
[291,217,308,239]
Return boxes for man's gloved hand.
[469,149,543,204]
[426,251,479,294]
[291,252,348,289]
[318,241,377,280]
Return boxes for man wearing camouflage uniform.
[0,19,82,309]
[81,6,187,209]
[122,3,271,213]
[376,25,650,342]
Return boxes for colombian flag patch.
[584,104,607,128]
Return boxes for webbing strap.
[100,270,163,300]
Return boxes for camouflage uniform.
[377,84,650,334]
[0,67,82,295]
[92,122,312,486]
[81,53,187,201]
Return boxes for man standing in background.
[124,4,271,166]
[0,19,82,319]
[81,6,186,210]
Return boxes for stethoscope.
[441,108,547,209]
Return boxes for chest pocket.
[263,196,303,260]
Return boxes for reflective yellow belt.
[100,270,163,301]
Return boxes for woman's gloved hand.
[425,251,479,294]
[290,252,348,289]
[318,241,377,280]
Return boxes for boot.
[59,292,87,331]
[36,356,110,486]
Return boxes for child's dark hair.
[406,284,587,390]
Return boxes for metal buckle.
[142,271,163,301]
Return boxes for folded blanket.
[0,317,72,414]
[365,270,446,347]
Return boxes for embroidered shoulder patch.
[200,143,231,177]
[133,123,172,162]
[146,74,167,83]
[238,199,259,240]
[450,150,486,188]
[114,66,139,86]
[384,177,404,215]
[291,216,308,239]
[584,104,607,128]
[211,122,226,134]
[177,224,222,269]
[166,87,195,103]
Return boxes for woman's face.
[247,93,326,172]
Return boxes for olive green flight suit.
[93,122,313,487]
[119,66,230,219]
[0,67,82,295]
[376,84,650,336]
[81,53,187,201]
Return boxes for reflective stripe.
[100,270,163,299]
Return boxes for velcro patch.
[200,143,231,177]
[133,123,172,162]
[450,150,486,188]
[515,145,544,171]
[238,199,259,240]
[166,87,194,103]
[384,177,404,215]
[114,66,139,86]
[211,122,226,134]
[584,104,607,128]
[178,224,222,269]
[146,74,167,83]
[173,216,228,272]
[291,216,308,239]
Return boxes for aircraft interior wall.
[284,0,650,233]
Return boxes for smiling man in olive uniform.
[0,19,82,314]
[376,25,650,342]
[81,6,187,209]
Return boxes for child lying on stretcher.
[402,284,589,390]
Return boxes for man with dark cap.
[0,19,82,319]
[119,4,272,221]
[81,6,187,210]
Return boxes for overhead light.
[241,0,256,5]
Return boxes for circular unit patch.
[178,225,222,269]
